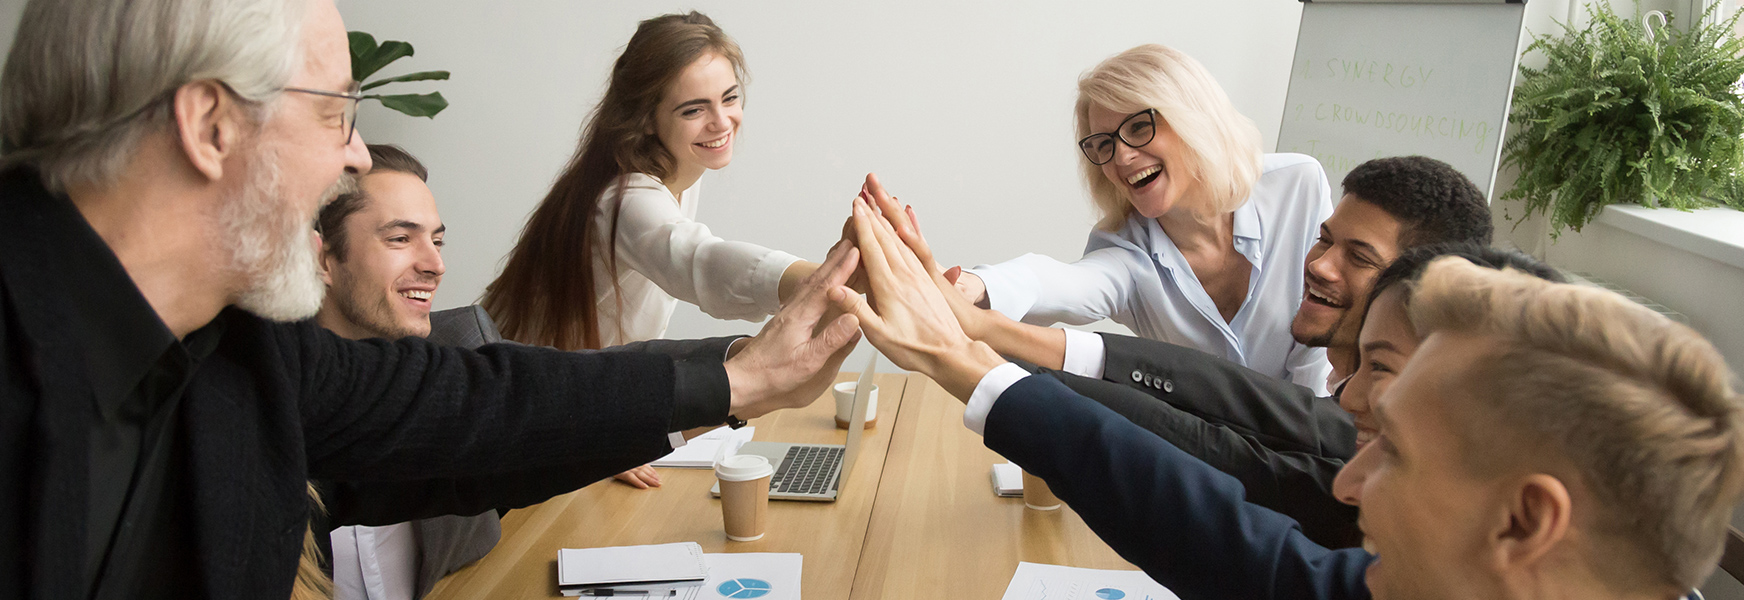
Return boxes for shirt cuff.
[963,363,1031,437]
[668,432,687,449]
[753,251,803,313]
[1060,329,1106,379]
[967,258,1041,322]
[670,356,732,432]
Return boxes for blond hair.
[290,483,333,600]
[1075,44,1263,231]
[1409,257,1744,592]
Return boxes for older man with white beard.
[0,1,863,598]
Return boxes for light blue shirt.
[969,153,1335,395]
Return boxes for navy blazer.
[984,373,1373,600]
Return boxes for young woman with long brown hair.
[482,12,820,488]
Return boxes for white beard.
[224,142,350,322]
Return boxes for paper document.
[653,426,755,468]
[992,462,1023,497]
[1000,562,1178,600]
[688,553,802,600]
[557,542,707,593]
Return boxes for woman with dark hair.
[483,12,818,488]
[485,12,816,350]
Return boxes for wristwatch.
[726,415,748,429]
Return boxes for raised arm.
[1094,332,1353,458]
[299,240,863,483]
[855,175,1073,370]
[611,177,803,320]
[984,375,1371,600]
[861,172,1131,327]
[1024,365,1360,548]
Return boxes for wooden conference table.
[425,372,1137,600]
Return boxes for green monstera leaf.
[349,31,450,119]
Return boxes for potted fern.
[349,31,450,118]
[1501,3,1744,235]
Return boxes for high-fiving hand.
[723,240,863,419]
[829,197,1005,401]
[855,174,1000,341]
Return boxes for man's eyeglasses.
[1077,108,1158,166]
[282,82,364,145]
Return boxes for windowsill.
[1595,204,1744,271]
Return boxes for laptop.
[711,352,877,502]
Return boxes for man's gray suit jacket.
[401,305,512,598]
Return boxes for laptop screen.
[838,351,878,487]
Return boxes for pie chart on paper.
[716,578,774,599]
[1094,589,1127,600]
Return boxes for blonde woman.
[956,44,1335,394]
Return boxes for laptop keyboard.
[771,446,843,495]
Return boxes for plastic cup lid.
[715,454,774,481]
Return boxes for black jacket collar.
[0,167,179,415]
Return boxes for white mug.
[832,382,878,429]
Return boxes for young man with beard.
[306,144,486,600]
[0,1,861,598]
[308,145,723,599]
[866,156,1492,546]
[841,198,1742,600]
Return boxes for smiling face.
[317,171,445,339]
[1333,331,1509,600]
[1292,196,1404,350]
[1086,103,1197,219]
[653,52,741,187]
[1337,287,1420,449]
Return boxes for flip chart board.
[1276,1,1528,200]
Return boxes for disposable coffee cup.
[715,454,774,541]
[1022,470,1061,511]
[832,382,878,429]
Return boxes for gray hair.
[1,0,307,193]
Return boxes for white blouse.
[590,172,801,347]
[967,153,1336,395]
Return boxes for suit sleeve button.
[1131,370,1144,383]
[1162,379,1174,393]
